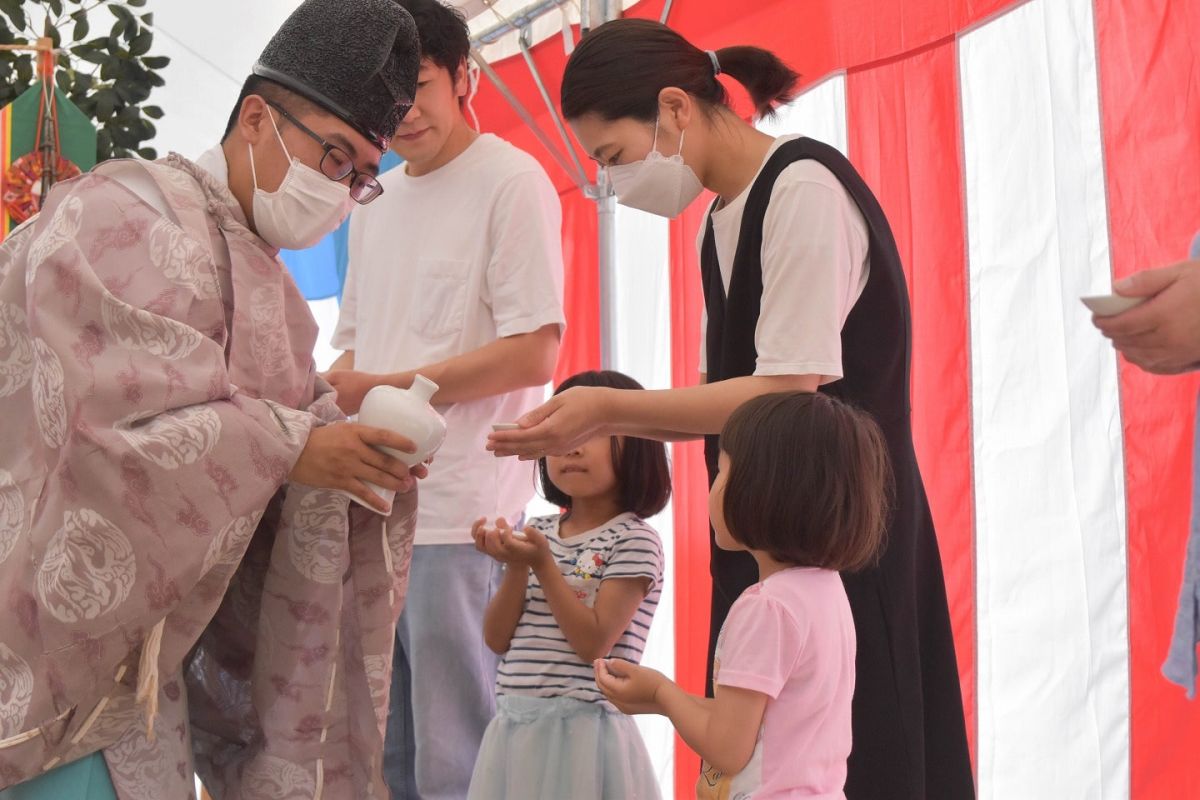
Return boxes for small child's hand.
[594,658,665,715]
[472,518,551,570]
[497,523,552,570]
[471,517,493,554]
[472,517,510,563]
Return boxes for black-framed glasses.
[266,101,384,205]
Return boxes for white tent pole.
[579,0,591,34]
[587,0,622,369]
[589,174,619,371]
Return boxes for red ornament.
[2,151,81,224]
[3,55,82,226]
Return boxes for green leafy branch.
[0,0,170,160]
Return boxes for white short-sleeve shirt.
[699,135,869,383]
[333,134,566,545]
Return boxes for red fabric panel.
[629,0,1016,102]
[1094,1,1200,796]
[554,188,602,384]
[668,197,714,794]
[471,31,592,196]
[467,2,1200,795]
[846,42,977,773]
[468,0,1021,195]
[467,0,1030,382]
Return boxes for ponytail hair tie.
[706,49,722,77]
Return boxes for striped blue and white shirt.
[497,512,664,705]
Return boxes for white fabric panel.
[309,296,344,373]
[139,0,644,158]
[959,1,1130,797]
[613,206,674,392]
[612,204,676,800]
[758,73,848,157]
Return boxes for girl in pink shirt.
[596,392,891,799]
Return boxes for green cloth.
[4,84,98,172]
[0,753,117,800]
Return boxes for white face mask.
[605,118,704,219]
[248,111,353,250]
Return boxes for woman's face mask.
[248,110,353,250]
[605,118,704,219]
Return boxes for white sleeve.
[753,169,869,381]
[330,211,362,352]
[99,161,172,217]
[486,169,566,339]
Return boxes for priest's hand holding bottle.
[289,423,427,512]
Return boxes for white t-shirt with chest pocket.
[333,134,566,545]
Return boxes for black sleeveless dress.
[701,137,975,800]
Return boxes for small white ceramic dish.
[1081,293,1147,317]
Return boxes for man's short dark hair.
[538,371,672,520]
[719,392,892,573]
[221,75,325,143]
[397,0,470,74]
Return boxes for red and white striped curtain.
[471,0,1200,796]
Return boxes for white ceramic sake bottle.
[352,374,447,514]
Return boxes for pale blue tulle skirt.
[468,694,661,800]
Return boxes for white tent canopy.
[145,0,633,160]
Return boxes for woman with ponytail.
[489,18,974,800]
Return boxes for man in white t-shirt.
[325,2,565,797]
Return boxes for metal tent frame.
[467,0,678,368]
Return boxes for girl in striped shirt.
[467,370,672,800]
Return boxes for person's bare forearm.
[535,564,612,662]
[606,427,705,443]
[605,374,819,437]
[483,565,529,654]
[656,682,726,767]
[384,326,559,405]
[330,350,354,371]
[656,683,757,775]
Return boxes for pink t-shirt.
[697,568,856,800]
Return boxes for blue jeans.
[384,543,504,800]
[1164,392,1200,696]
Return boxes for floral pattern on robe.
[0,154,416,799]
